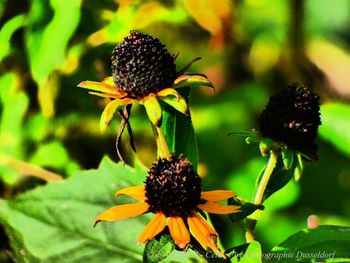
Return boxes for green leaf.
[25,0,81,116]
[261,154,297,201]
[228,197,263,222]
[0,157,148,262]
[319,102,350,158]
[0,14,26,61]
[143,234,175,263]
[266,225,350,262]
[227,241,262,263]
[161,87,198,170]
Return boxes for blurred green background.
[1,0,350,261]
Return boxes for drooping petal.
[201,190,236,202]
[197,202,241,214]
[159,92,188,115]
[142,95,162,127]
[78,80,117,93]
[94,202,149,226]
[115,186,147,201]
[100,98,133,133]
[188,213,226,258]
[137,213,167,244]
[156,88,180,100]
[168,216,190,249]
[88,91,121,99]
[173,74,214,89]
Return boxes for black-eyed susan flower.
[78,30,213,135]
[258,83,321,160]
[94,155,240,258]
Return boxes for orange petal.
[188,213,226,258]
[78,80,117,93]
[201,190,236,202]
[197,202,241,214]
[115,186,147,201]
[137,213,167,244]
[168,216,190,249]
[94,202,149,226]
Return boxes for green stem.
[155,126,171,159]
[245,150,278,242]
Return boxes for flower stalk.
[245,150,278,242]
[155,126,171,159]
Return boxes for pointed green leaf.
[228,197,264,222]
[0,158,147,262]
[161,88,198,170]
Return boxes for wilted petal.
[188,213,225,258]
[100,98,133,133]
[168,216,190,249]
[173,74,214,89]
[142,95,162,127]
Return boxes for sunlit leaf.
[143,234,175,263]
[228,241,261,263]
[0,14,26,61]
[25,0,82,117]
[162,88,198,170]
[267,225,350,262]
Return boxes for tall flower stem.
[155,126,171,159]
[245,150,278,242]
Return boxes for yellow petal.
[168,216,190,249]
[142,95,162,127]
[100,98,132,133]
[173,74,214,89]
[88,91,121,99]
[102,76,115,86]
[78,80,117,93]
[156,88,180,100]
[201,190,236,202]
[188,213,226,258]
[94,202,149,226]
[137,213,167,244]
[115,186,146,201]
[197,202,241,214]
[159,93,188,115]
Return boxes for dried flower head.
[111,30,177,98]
[258,83,321,159]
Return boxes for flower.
[94,155,240,258]
[78,30,213,132]
[258,83,321,160]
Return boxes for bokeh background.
[1,0,350,261]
